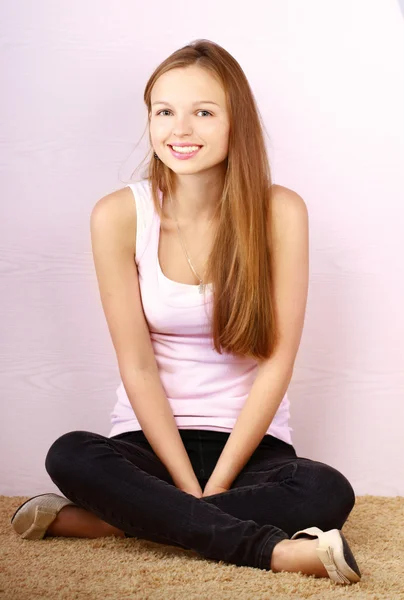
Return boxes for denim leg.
[44,430,288,571]
[167,430,355,570]
[202,457,356,537]
[198,454,356,571]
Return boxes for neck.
[164,170,225,224]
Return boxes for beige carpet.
[1,494,403,599]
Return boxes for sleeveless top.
[107,179,293,444]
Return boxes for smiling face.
[149,65,230,175]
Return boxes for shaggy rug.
[1,494,403,599]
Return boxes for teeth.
[171,145,200,153]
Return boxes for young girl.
[11,39,361,585]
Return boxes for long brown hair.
[140,39,279,361]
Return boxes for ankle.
[46,505,124,538]
[270,538,328,578]
[270,539,317,572]
[270,539,293,572]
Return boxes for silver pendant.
[198,282,204,294]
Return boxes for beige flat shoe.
[291,526,362,584]
[11,493,76,540]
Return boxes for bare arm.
[121,369,201,493]
[206,186,309,490]
[90,188,201,495]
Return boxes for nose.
[172,114,193,137]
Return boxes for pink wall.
[1,1,403,496]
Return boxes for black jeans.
[44,429,356,571]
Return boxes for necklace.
[168,191,214,294]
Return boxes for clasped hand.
[203,482,229,497]
[182,480,229,498]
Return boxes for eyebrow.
[151,100,220,107]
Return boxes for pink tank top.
[108,179,293,444]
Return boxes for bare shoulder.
[91,186,137,253]
[268,184,308,245]
[270,184,308,215]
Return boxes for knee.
[332,466,355,510]
[299,460,356,526]
[339,474,356,514]
[45,430,91,479]
[319,463,356,523]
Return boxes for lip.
[168,144,203,160]
[167,143,203,147]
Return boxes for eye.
[155,109,213,117]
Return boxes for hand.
[202,482,229,498]
[179,482,203,498]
